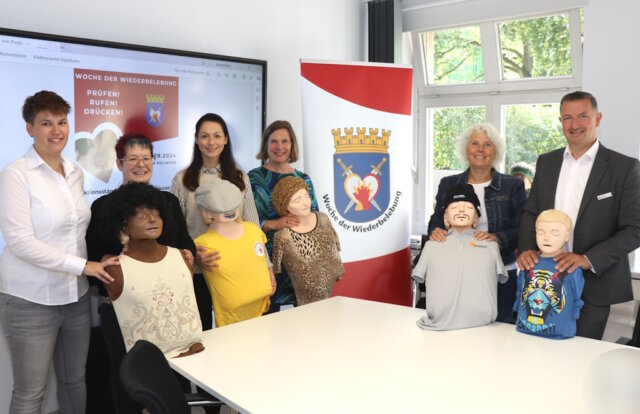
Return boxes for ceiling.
[400,0,472,11]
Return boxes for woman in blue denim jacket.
[427,123,527,323]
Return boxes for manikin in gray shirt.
[413,184,507,330]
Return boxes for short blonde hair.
[457,122,505,169]
[272,176,308,217]
[536,209,573,233]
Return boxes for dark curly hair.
[102,182,168,241]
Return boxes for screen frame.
[0,26,268,132]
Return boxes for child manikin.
[194,176,275,327]
[514,209,584,339]
[103,182,203,358]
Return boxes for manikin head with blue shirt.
[559,91,602,159]
[536,209,572,258]
[442,184,481,233]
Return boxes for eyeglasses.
[120,156,154,166]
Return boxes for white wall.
[0,1,364,412]
[582,0,640,159]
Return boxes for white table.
[169,296,638,414]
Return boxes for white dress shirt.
[0,146,90,305]
[554,140,600,252]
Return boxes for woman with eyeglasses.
[171,113,264,330]
[85,132,195,414]
[0,91,118,413]
[86,133,195,265]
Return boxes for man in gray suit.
[517,91,640,340]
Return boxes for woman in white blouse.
[0,91,118,414]
[171,112,263,330]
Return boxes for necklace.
[201,165,221,176]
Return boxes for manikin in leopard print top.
[271,177,344,305]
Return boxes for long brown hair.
[182,113,245,192]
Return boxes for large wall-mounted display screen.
[0,27,266,250]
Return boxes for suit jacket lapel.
[577,144,609,222]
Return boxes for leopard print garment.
[272,212,344,305]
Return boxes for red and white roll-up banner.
[300,60,413,305]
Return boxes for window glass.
[498,14,572,80]
[420,26,484,85]
[503,103,565,169]
[425,106,486,221]
[580,8,584,48]
[432,106,486,170]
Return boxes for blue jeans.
[0,291,91,414]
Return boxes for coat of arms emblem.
[332,127,391,223]
[145,94,165,127]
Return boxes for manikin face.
[117,144,153,184]
[200,208,239,225]
[536,220,570,257]
[443,201,477,229]
[267,128,292,164]
[123,207,163,241]
[27,111,69,161]
[287,188,311,217]
[196,121,228,163]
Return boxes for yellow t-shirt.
[194,221,271,327]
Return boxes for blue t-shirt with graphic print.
[514,257,584,339]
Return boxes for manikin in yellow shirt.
[194,176,275,327]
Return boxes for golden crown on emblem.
[332,127,390,154]
[145,94,165,104]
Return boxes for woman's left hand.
[196,245,221,271]
[182,249,195,266]
[83,256,119,284]
[473,231,498,243]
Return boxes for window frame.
[410,8,583,236]
[411,9,583,95]
[415,95,492,234]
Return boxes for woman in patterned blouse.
[248,120,318,312]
